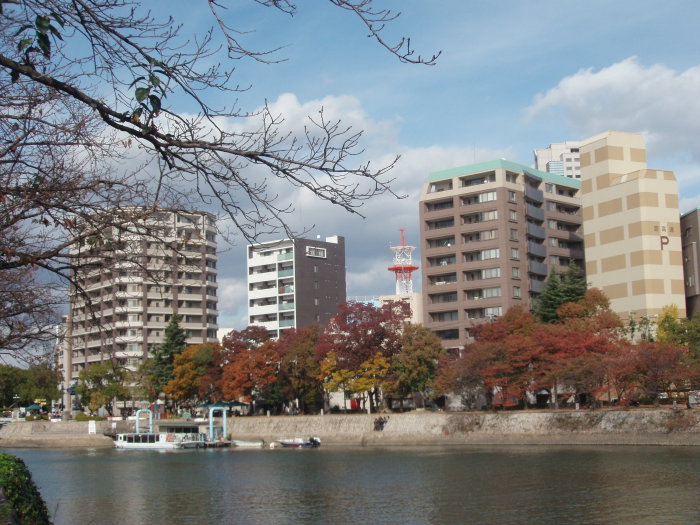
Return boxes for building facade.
[534,141,582,179]
[419,159,583,349]
[680,209,700,317]
[580,131,685,322]
[247,236,346,339]
[59,209,219,410]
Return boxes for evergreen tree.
[533,263,587,324]
[559,262,588,304]
[533,271,564,324]
[149,314,187,395]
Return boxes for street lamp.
[10,395,19,409]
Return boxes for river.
[6,445,700,524]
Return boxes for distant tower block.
[388,229,419,294]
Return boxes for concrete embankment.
[2,409,700,448]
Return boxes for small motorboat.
[231,439,266,448]
[275,437,321,448]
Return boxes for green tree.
[392,324,446,409]
[533,263,587,323]
[77,362,129,416]
[146,314,187,398]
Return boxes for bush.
[75,413,106,422]
[0,453,51,524]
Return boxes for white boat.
[231,439,265,448]
[274,437,321,448]
[114,432,209,449]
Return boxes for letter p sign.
[660,235,670,250]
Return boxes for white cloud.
[524,57,700,162]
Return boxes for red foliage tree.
[316,300,410,371]
[277,324,324,413]
[219,326,279,403]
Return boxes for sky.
[162,1,700,330]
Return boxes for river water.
[6,445,700,524]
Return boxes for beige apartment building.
[419,159,583,349]
[580,131,685,322]
[58,209,219,412]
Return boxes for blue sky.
[163,1,700,329]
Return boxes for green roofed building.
[419,159,584,349]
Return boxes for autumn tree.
[1,1,438,360]
[277,325,324,414]
[391,324,446,409]
[317,300,410,370]
[164,343,219,408]
[351,352,391,413]
[318,351,356,412]
[77,361,129,416]
[220,327,278,407]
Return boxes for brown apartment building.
[419,159,584,349]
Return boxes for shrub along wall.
[0,453,50,524]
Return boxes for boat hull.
[114,432,208,449]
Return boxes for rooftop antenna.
[388,228,419,295]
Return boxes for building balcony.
[527,242,547,258]
[279,319,296,328]
[278,303,295,311]
[528,261,548,276]
[529,279,545,293]
[526,223,546,239]
[249,304,278,316]
[525,204,544,221]
[524,184,544,203]
[248,288,277,300]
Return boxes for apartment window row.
[306,246,327,258]
[431,305,508,323]
[460,172,496,187]
[427,236,455,248]
[425,199,454,212]
[461,191,497,206]
[427,218,455,230]
[462,229,497,243]
[462,210,498,224]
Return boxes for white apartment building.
[247,236,346,339]
[534,141,581,179]
[58,209,219,412]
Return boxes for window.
[481,248,499,260]
[509,210,517,221]
[313,281,319,290]
[482,287,501,298]
[426,199,454,211]
[314,298,319,306]
[511,248,519,259]
[512,266,520,279]
[513,286,521,298]
[484,306,502,318]
[306,246,327,258]
[545,183,554,193]
[505,172,518,183]
[549,237,559,247]
[508,191,517,202]
[430,311,459,322]
[313,265,319,273]
[509,228,518,241]
[482,267,500,279]
[548,219,557,229]
[428,218,455,230]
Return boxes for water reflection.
[7,446,700,525]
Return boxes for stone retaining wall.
[1,409,700,448]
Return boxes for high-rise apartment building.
[680,209,700,317]
[580,131,685,321]
[247,236,346,339]
[534,141,581,179]
[59,209,219,410]
[419,159,583,349]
